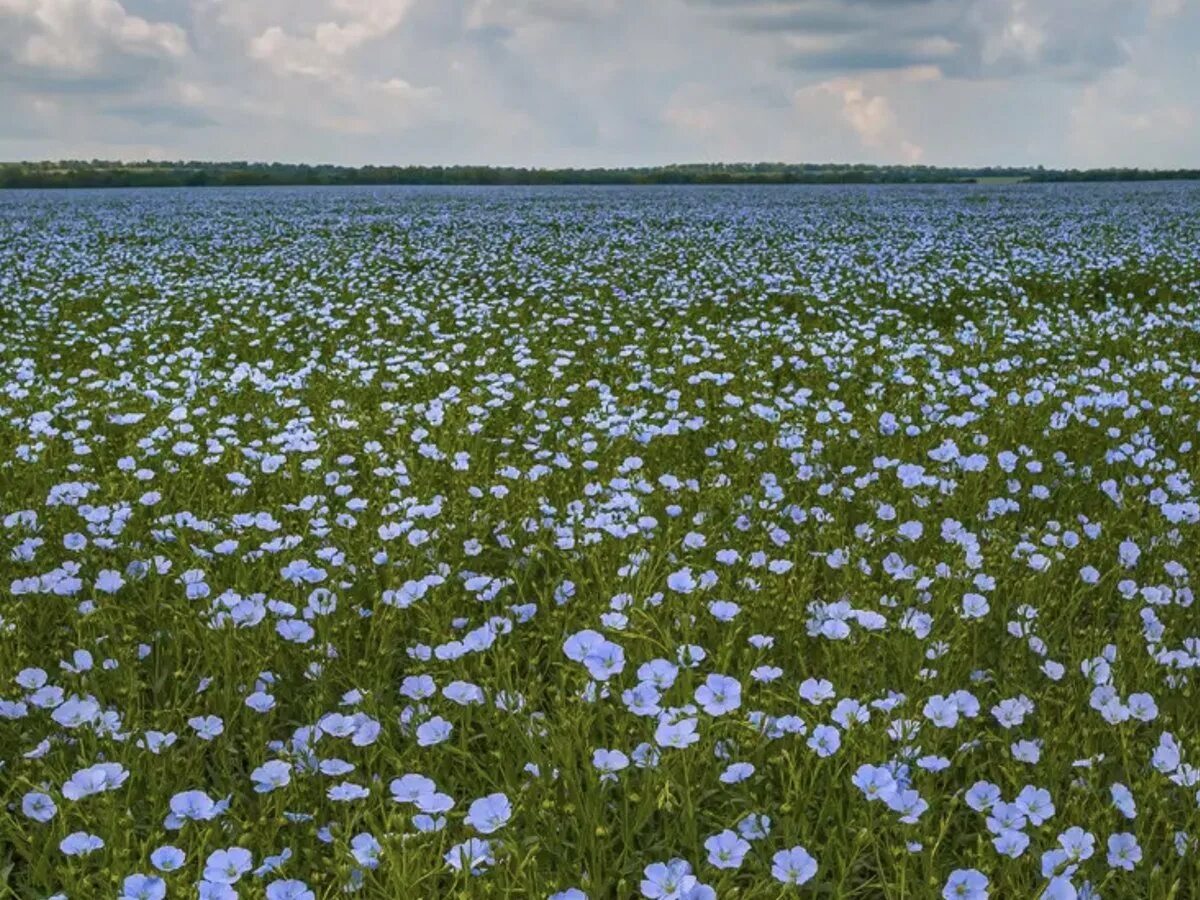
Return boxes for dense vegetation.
[1,160,1199,189]
[1,182,1199,899]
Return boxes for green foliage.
[1,160,1199,189]
[1,184,1199,898]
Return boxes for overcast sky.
[1,0,1197,168]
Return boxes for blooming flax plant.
[1,182,1199,897]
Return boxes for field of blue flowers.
[1,182,1199,899]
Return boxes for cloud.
[1150,0,1185,19]
[793,72,927,162]
[1065,8,1200,168]
[689,0,1159,80]
[1,0,1198,168]
[246,0,414,78]
[663,102,719,133]
[376,77,437,100]
[0,0,186,78]
[465,0,628,30]
[103,101,216,128]
[829,81,896,145]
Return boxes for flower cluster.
[1,182,1199,897]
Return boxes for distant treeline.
[2,160,1199,189]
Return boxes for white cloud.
[0,0,186,74]
[836,83,896,145]
[247,0,413,79]
[795,74,926,162]
[375,77,437,102]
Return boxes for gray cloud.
[104,101,215,127]
[0,0,1197,167]
[689,0,1155,80]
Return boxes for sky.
[0,0,1197,168]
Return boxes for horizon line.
[5,159,1200,172]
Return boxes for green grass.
[0,183,1199,899]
